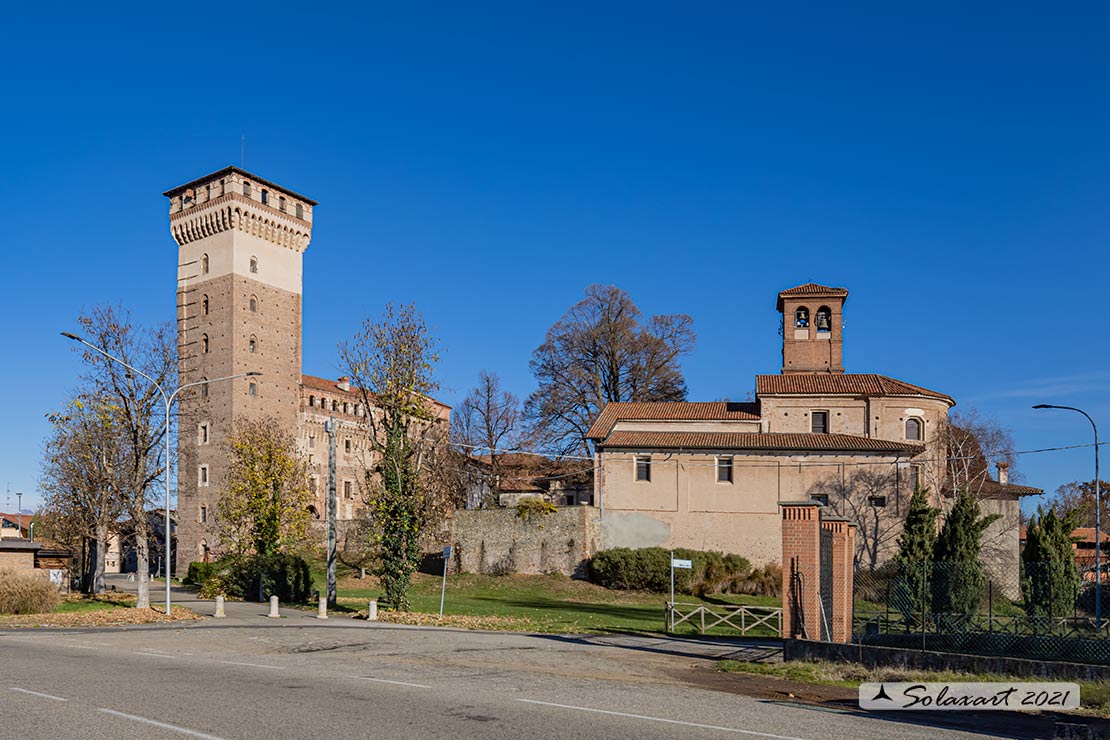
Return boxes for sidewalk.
[104,573,327,622]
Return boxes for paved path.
[0,582,1033,740]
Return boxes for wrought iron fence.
[853,561,1110,665]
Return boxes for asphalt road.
[0,608,1025,740]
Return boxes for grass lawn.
[717,660,1110,717]
[315,565,781,635]
[51,595,133,614]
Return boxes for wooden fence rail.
[666,602,782,636]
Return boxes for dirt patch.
[0,605,202,628]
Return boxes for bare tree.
[930,409,1018,497]
[73,306,175,609]
[1052,480,1108,529]
[40,394,127,594]
[809,469,902,569]
[453,371,523,507]
[339,303,453,609]
[526,284,695,455]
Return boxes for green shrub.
[184,561,219,587]
[589,548,762,596]
[0,569,60,614]
[195,553,312,603]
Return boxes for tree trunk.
[134,529,150,609]
[92,523,107,595]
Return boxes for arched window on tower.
[249,335,257,354]
[905,417,923,441]
[261,189,269,206]
[815,306,831,333]
[295,203,304,219]
[309,395,315,408]
[794,307,810,328]
[279,196,286,213]
[249,295,257,312]
[243,181,251,197]
[201,254,209,275]
[201,295,209,316]
[200,377,209,399]
[250,256,258,274]
[201,334,209,353]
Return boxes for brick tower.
[164,167,316,572]
[776,283,848,375]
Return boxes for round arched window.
[794,307,810,328]
[905,418,923,441]
[249,295,258,312]
[201,254,209,274]
[201,295,209,316]
[201,334,209,353]
[249,336,257,354]
[815,306,831,332]
[250,256,258,274]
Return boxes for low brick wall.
[785,638,1110,681]
[449,506,600,578]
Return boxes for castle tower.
[776,283,847,374]
[164,167,316,571]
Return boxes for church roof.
[777,283,848,310]
[586,401,761,440]
[755,373,955,406]
[597,431,921,454]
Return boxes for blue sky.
[2,3,1108,512]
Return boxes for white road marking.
[97,708,227,740]
[133,650,177,658]
[516,699,810,740]
[220,661,286,670]
[348,675,432,689]
[10,687,66,701]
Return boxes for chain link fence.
[853,562,1110,665]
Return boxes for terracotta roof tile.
[300,374,451,410]
[598,431,922,453]
[586,401,761,440]
[756,373,955,405]
[777,283,849,310]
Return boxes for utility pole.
[325,417,338,607]
[16,492,22,537]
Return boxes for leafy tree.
[40,394,128,594]
[525,284,695,455]
[931,489,1000,616]
[891,487,938,622]
[340,303,452,610]
[1021,506,1081,618]
[217,417,312,558]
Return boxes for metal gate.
[819,527,834,641]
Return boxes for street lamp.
[1033,403,1102,628]
[61,331,260,614]
[15,492,22,538]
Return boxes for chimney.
[997,462,1009,486]
[337,376,350,392]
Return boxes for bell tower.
[164,167,316,571]
[777,283,848,374]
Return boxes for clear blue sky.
[2,3,1108,513]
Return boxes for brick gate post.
[779,502,822,639]
[820,517,857,643]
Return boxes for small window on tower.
[279,196,286,213]
[261,189,269,205]
[249,382,257,397]
[201,254,209,274]
[201,334,209,354]
[198,423,209,445]
[794,307,810,328]
[345,438,352,453]
[309,395,315,408]
[200,505,207,523]
[200,378,209,399]
[198,465,209,486]
[250,256,258,274]
[815,306,831,333]
[249,336,257,354]
[309,434,316,449]
[295,203,304,219]
[243,181,251,197]
[249,296,257,312]
[201,295,209,316]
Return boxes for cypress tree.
[932,489,1000,617]
[892,487,939,623]
[1021,506,1080,619]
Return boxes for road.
[0,591,1040,740]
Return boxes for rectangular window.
[309,435,316,449]
[635,456,651,482]
[261,189,269,205]
[200,505,208,523]
[198,465,209,486]
[279,196,286,213]
[249,382,257,397]
[344,481,352,500]
[296,203,304,219]
[811,411,829,434]
[716,456,733,483]
[344,438,352,453]
[198,423,209,445]
[868,495,887,508]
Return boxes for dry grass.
[0,569,60,614]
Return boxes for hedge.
[588,547,779,596]
[192,553,312,603]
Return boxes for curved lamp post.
[62,331,260,614]
[1033,403,1101,628]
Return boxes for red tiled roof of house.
[0,513,30,537]
[1072,528,1110,545]
[300,374,451,410]
[776,283,849,310]
[586,401,761,440]
[755,373,955,405]
[597,431,922,453]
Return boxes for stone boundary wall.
[784,638,1110,681]
[448,506,600,578]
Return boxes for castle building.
[164,167,448,572]
[590,283,1039,573]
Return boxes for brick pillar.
[821,517,857,643]
[779,502,822,639]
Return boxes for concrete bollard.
[269,595,280,618]
[214,595,225,618]
[367,599,378,621]
[317,595,328,619]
